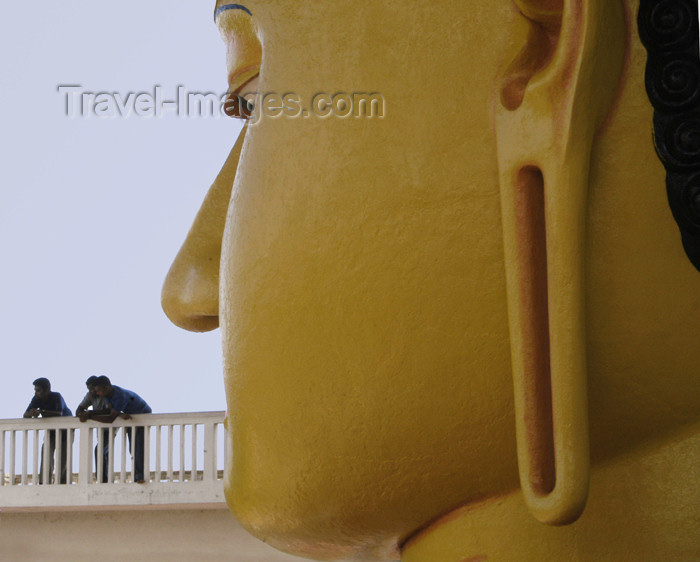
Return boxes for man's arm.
[24,407,63,417]
[94,409,132,424]
[27,394,65,418]
[38,395,67,417]
[36,409,65,417]
[83,409,113,423]
[24,398,39,418]
[77,402,101,422]
[76,394,90,417]
[76,394,110,421]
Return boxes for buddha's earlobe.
[494,0,627,525]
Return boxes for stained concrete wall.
[0,507,309,562]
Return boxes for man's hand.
[119,413,132,420]
[78,411,89,422]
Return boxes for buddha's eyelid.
[214,4,252,22]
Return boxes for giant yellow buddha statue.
[161,0,700,560]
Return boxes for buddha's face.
[162,1,700,559]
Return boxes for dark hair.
[86,375,100,386]
[638,0,700,271]
[33,377,51,390]
[94,375,111,388]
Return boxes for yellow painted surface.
[402,421,700,561]
[162,1,700,560]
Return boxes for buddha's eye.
[224,75,260,119]
[224,93,255,119]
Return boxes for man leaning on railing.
[75,375,112,482]
[93,375,152,483]
[23,377,73,484]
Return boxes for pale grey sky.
[0,0,243,416]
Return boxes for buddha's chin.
[219,355,521,560]
[223,467,406,561]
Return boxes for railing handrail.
[0,411,225,430]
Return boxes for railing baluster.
[10,430,16,486]
[0,430,5,486]
[143,424,150,483]
[214,423,220,480]
[66,428,73,485]
[33,430,39,485]
[203,422,213,482]
[179,424,186,482]
[222,423,227,480]
[21,430,28,485]
[120,427,127,483]
[55,428,63,486]
[108,426,115,483]
[167,424,174,482]
[43,429,51,485]
[78,425,92,485]
[96,428,104,484]
[130,424,136,483]
[155,425,161,483]
[191,424,197,481]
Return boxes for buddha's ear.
[494,0,627,525]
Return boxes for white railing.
[0,411,227,510]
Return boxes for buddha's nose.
[161,230,221,332]
[161,125,247,332]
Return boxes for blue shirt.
[26,391,73,417]
[105,386,152,414]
